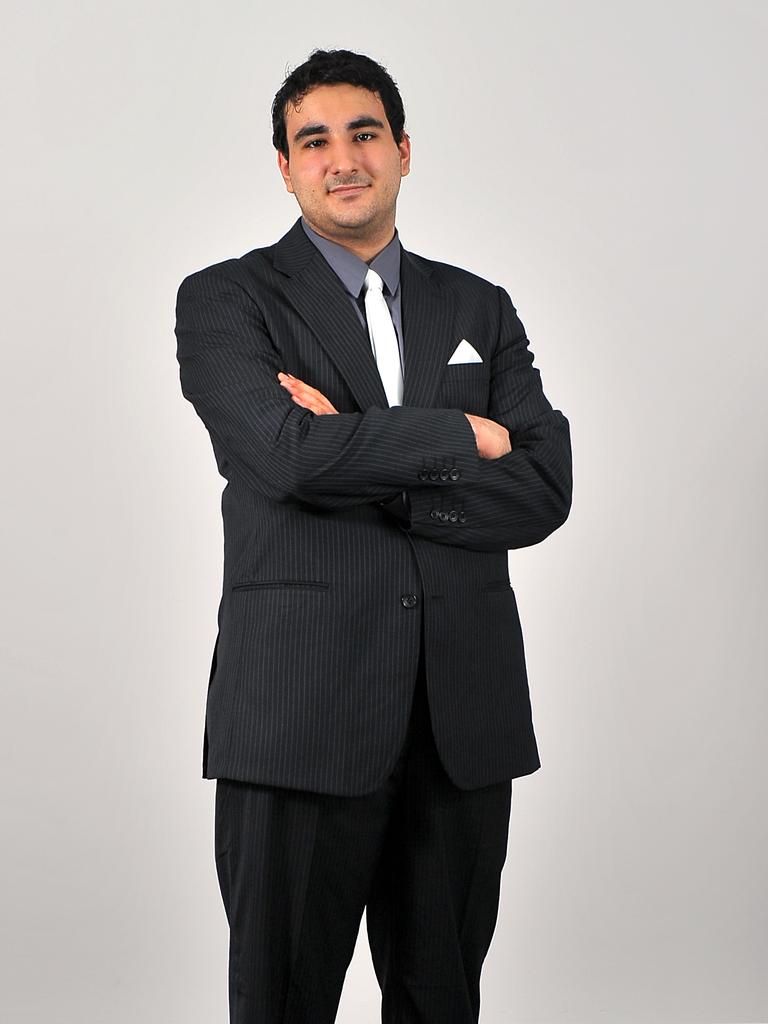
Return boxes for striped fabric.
[174,217,572,795]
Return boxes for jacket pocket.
[231,579,329,591]
[437,363,490,416]
[441,362,488,377]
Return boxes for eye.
[303,132,376,150]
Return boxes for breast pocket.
[436,362,490,415]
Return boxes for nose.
[327,137,359,177]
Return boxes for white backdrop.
[1,2,766,1021]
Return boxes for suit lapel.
[272,219,388,410]
[271,218,456,411]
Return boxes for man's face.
[277,83,411,243]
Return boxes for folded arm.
[403,286,572,551]
[174,264,481,508]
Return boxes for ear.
[398,132,411,177]
[277,149,294,194]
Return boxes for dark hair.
[271,48,406,160]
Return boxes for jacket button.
[430,509,439,519]
[449,468,460,481]
[438,511,449,522]
[429,468,440,480]
[401,593,418,608]
[418,469,429,480]
[439,468,450,480]
[458,511,466,523]
[449,510,458,522]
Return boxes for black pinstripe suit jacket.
[174,216,572,795]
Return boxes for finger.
[291,384,335,412]
[278,373,306,394]
[284,380,317,401]
[279,375,319,399]
[291,393,325,415]
[280,375,337,413]
[291,394,338,416]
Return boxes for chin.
[332,205,377,226]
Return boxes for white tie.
[363,268,403,407]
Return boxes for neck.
[303,217,396,263]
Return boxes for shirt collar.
[300,216,401,298]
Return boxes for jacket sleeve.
[402,285,572,552]
[174,264,481,508]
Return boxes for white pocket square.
[447,338,483,364]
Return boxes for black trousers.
[214,631,513,1023]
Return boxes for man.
[175,48,571,1024]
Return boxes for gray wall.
[1,1,766,1021]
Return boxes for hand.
[464,413,512,459]
[278,372,338,414]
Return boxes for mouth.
[329,185,369,196]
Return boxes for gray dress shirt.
[300,217,404,373]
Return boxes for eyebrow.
[292,116,386,144]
